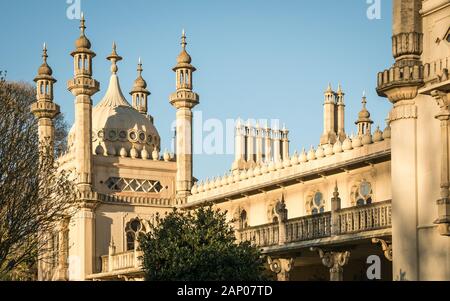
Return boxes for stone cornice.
[184,140,391,208]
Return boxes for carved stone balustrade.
[100,250,143,273]
[336,200,392,235]
[285,213,331,243]
[238,201,392,248]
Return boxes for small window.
[125,218,145,251]
[308,192,325,215]
[355,181,373,206]
[240,210,248,229]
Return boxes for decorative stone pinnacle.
[42,43,48,63]
[181,29,187,49]
[80,12,86,35]
[333,181,339,198]
[107,42,122,74]
[362,93,367,108]
[138,57,143,74]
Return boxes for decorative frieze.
[389,102,417,121]
[391,32,423,60]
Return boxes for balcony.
[87,250,144,281]
[237,200,392,250]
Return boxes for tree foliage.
[0,78,77,280]
[139,206,269,281]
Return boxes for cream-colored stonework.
[30,0,450,281]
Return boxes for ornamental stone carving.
[310,247,350,281]
[267,257,295,281]
[372,238,393,261]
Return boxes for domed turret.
[355,91,373,136]
[67,43,160,158]
[74,13,92,50]
[130,58,151,115]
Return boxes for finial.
[107,42,123,74]
[181,29,187,49]
[337,83,343,94]
[362,91,367,107]
[137,57,143,75]
[80,12,86,35]
[42,42,48,63]
[333,181,339,198]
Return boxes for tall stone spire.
[66,14,100,280]
[355,91,373,136]
[130,57,150,115]
[68,14,99,193]
[31,43,60,155]
[169,30,200,204]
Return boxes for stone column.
[310,247,350,281]
[54,218,70,281]
[77,203,96,278]
[330,183,341,236]
[431,90,450,235]
[267,257,295,281]
[274,198,288,245]
[376,0,423,280]
[108,237,116,273]
[175,107,195,200]
[169,31,200,204]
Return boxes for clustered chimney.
[233,119,289,171]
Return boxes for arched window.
[125,218,145,251]
[239,210,248,229]
[355,181,373,206]
[307,191,325,215]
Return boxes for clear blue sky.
[1,0,393,181]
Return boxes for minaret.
[336,84,346,141]
[169,30,200,204]
[67,14,99,193]
[355,92,373,136]
[130,57,150,115]
[66,14,99,280]
[31,43,60,156]
[320,83,337,145]
[31,44,61,281]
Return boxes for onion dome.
[130,58,150,95]
[75,13,91,50]
[34,43,56,82]
[173,30,196,71]
[67,43,160,156]
[71,13,95,57]
[357,91,372,121]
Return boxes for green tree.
[139,206,269,281]
[0,76,77,280]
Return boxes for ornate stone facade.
[31,0,450,281]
